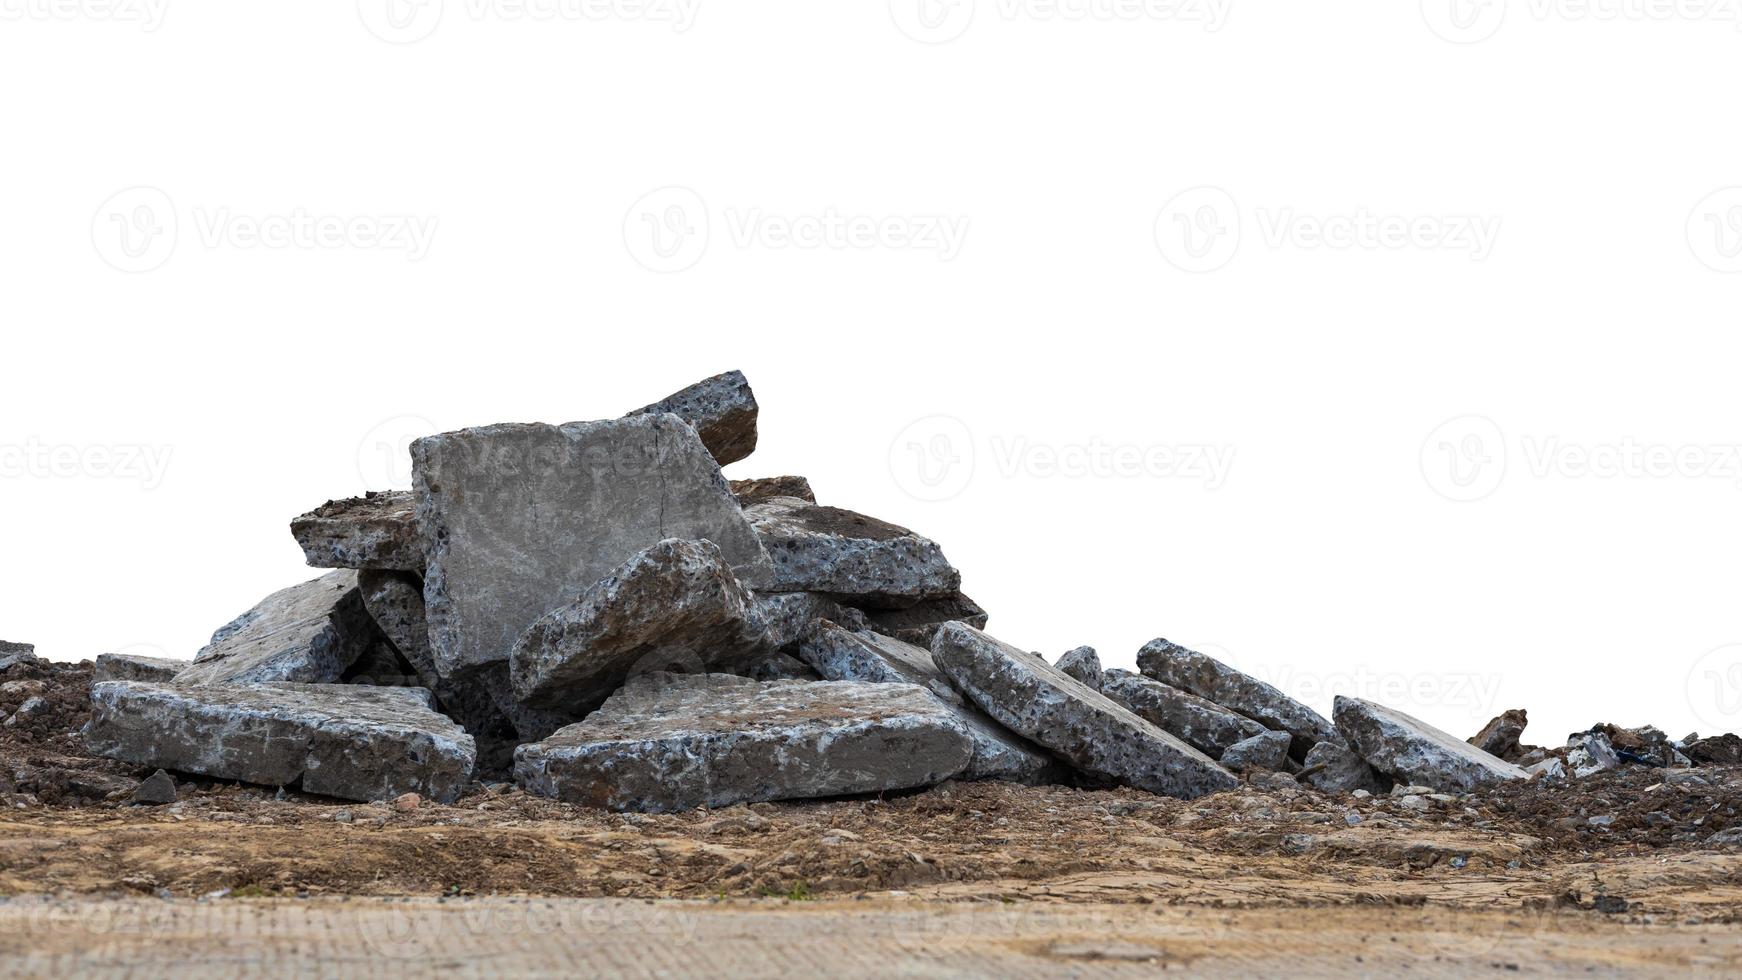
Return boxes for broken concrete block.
[132,769,177,805]
[1468,709,1529,761]
[510,539,774,712]
[752,591,869,652]
[1221,730,1292,773]
[932,623,1237,799]
[1136,639,1340,760]
[87,681,475,803]
[413,413,773,679]
[93,653,188,684]
[795,621,1061,784]
[290,491,423,571]
[175,572,376,687]
[513,673,973,812]
[1566,729,1622,777]
[731,475,815,507]
[1054,647,1102,691]
[860,593,988,647]
[627,370,759,467]
[1528,757,1566,780]
[1333,696,1528,793]
[1099,668,1267,759]
[1686,733,1742,766]
[1300,740,1391,794]
[0,642,39,672]
[744,497,960,608]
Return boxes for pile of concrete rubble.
[59,372,1741,812]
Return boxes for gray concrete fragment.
[860,593,988,647]
[795,622,1060,784]
[1054,647,1102,691]
[513,673,973,812]
[1099,668,1267,759]
[510,539,773,712]
[752,591,869,652]
[413,413,772,679]
[932,624,1237,799]
[1334,697,1528,793]
[1468,709,1529,761]
[628,370,759,467]
[1566,730,1622,777]
[1136,639,1340,760]
[87,681,475,803]
[290,491,423,571]
[93,653,189,684]
[1221,730,1293,773]
[744,497,960,609]
[1300,740,1391,794]
[176,572,376,687]
[730,475,815,507]
[0,642,39,672]
[132,769,177,805]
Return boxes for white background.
[4,1,1741,747]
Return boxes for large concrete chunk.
[513,673,973,812]
[86,681,475,803]
[1334,696,1528,793]
[93,652,188,684]
[412,413,773,679]
[1300,740,1391,794]
[861,593,989,647]
[1220,730,1292,773]
[176,572,375,687]
[796,621,1060,784]
[290,491,423,571]
[744,497,960,609]
[510,539,773,712]
[730,475,815,507]
[1100,668,1268,759]
[932,623,1237,799]
[1136,639,1340,760]
[627,370,759,467]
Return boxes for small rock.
[333,810,354,823]
[1221,730,1292,772]
[1300,741,1390,795]
[0,680,45,697]
[1706,827,1742,847]
[132,770,178,805]
[1684,733,1742,767]
[730,476,815,507]
[1054,647,1103,690]
[1527,757,1566,781]
[393,792,422,812]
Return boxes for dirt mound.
[1,657,141,806]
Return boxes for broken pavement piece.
[1099,668,1267,759]
[795,621,1061,784]
[860,593,988,647]
[413,412,773,679]
[1220,730,1293,773]
[0,642,39,672]
[86,681,475,803]
[744,497,960,608]
[174,572,376,687]
[93,652,189,685]
[730,475,815,507]
[513,673,973,812]
[290,491,423,571]
[1468,709,1529,761]
[627,370,759,467]
[1299,740,1391,794]
[1566,729,1623,777]
[1333,696,1528,793]
[510,539,773,713]
[1054,647,1102,691]
[132,769,177,805]
[932,623,1237,799]
[1136,639,1340,760]
[752,591,869,652]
